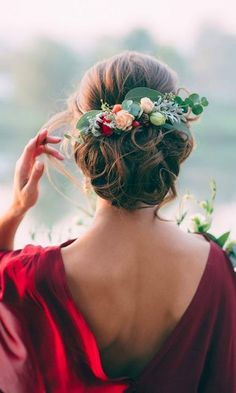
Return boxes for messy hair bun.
[44,51,194,212]
[73,51,194,211]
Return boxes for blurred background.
[0,0,236,246]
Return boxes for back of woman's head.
[48,51,194,212]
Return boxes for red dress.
[0,236,236,393]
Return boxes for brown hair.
[43,51,195,214]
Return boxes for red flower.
[100,115,113,136]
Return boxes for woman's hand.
[12,129,64,215]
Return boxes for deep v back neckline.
[56,235,213,384]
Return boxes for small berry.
[132,120,141,128]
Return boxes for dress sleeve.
[0,244,46,300]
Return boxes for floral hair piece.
[65,87,208,143]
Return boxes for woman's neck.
[93,197,160,228]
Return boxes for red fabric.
[0,238,236,393]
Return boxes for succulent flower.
[149,112,166,126]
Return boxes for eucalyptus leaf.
[162,121,191,137]
[80,126,90,136]
[125,87,163,103]
[201,97,209,107]
[183,97,192,106]
[192,104,203,115]
[174,96,183,105]
[122,99,133,111]
[76,110,101,131]
[189,93,200,104]
[129,102,142,117]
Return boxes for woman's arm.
[0,207,26,251]
[0,129,64,251]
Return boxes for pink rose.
[115,110,134,131]
[140,97,154,114]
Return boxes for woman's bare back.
[62,218,211,379]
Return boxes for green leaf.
[201,97,209,107]
[125,87,163,103]
[192,104,203,115]
[122,99,133,111]
[189,93,200,104]
[129,102,143,117]
[174,96,183,105]
[181,105,189,113]
[197,222,211,232]
[76,110,101,132]
[204,232,218,242]
[162,121,191,137]
[217,231,231,247]
[183,97,192,106]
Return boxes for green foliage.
[162,122,191,136]
[174,93,209,116]
[177,180,236,271]
[121,99,133,111]
[121,99,143,117]
[125,87,163,102]
[217,231,231,247]
[76,110,101,136]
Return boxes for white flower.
[115,110,134,131]
[140,97,154,114]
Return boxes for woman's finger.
[21,130,48,164]
[20,131,64,163]
[42,136,62,144]
[43,145,65,160]
[36,129,48,147]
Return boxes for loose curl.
[42,50,195,215]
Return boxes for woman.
[0,51,235,393]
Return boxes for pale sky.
[1,0,236,51]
